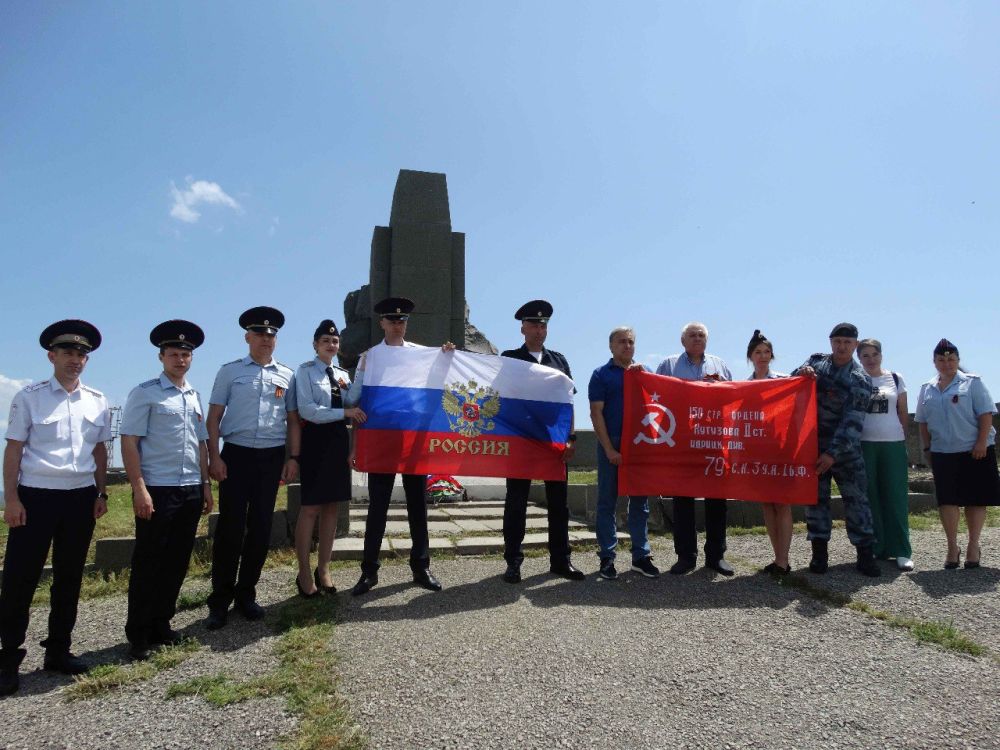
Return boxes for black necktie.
[325,367,342,408]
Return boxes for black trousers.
[672,496,728,562]
[362,473,429,575]
[125,485,202,644]
[503,476,570,567]
[0,486,95,659]
[208,443,284,611]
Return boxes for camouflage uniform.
[794,353,876,546]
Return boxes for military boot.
[809,539,829,574]
[856,545,882,577]
[0,648,27,697]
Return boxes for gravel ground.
[335,528,999,750]
[1,526,997,750]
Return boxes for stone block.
[455,536,504,555]
[391,537,454,552]
[454,519,491,532]
[94,537,136,571]
[426,521,462,535]
[390,169,451,225]
[332,537,389,561]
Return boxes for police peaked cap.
[828,322,859,339]
[313,319,340,339]
[374,297,415,319]
[150,320,205,350]
[239,306,284,334]
[39,319,102,353]
[515,299,553,322]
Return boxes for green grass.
[167,596,366,750]
[64,638,201,701]
[774,570,988,658]
[909,506,1000,532]
[567,470,596,485]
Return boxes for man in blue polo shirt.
[120,320,213,660]
[656,321,735,576]
[588,326,658,580]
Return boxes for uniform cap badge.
[179,334,186,340]
[264,319,270,325]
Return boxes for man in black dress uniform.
[500,300,584,583]
[348,297,447,596]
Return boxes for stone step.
[349,502,545,522]
[329,530,618,560]
[348,515,586,538]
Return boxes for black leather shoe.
[236,600,266,620]
[669,557,696,575]
[809,539,829,574]
[413,569,442,591]
[205,609,228,631]
[550,562,586,581]
[296,575,320,599]
[43,651,88,675]
[351,573,378,597]
[127,642,152,661]
[502,564,522,583]
[706,558,735,576]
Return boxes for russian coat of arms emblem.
[442,379,501,438]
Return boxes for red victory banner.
[619,370,819,504]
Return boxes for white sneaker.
[897,557,914,571]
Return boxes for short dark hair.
[858,338,881,354]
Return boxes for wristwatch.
[97,491,109,500]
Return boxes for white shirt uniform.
[5,379,112,490]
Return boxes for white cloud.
[169,177,243,224]
[0,374,31,431]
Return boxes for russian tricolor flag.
[355,345,575,480]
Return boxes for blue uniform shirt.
[588,360,648,441]
[656,352,733,382]
[121,374,209,487]
[295,357,352,423]
[209,356,297,449]
[914,372,997,453]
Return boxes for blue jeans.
[596,437,651,562]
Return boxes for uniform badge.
[275,386,286,399]
[442,379,501,438]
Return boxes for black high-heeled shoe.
[314,568,337,594]
[965,546,982,569]
[944,551,961,570]
[296,575,320,598]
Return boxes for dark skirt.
[299,421,351,506]
[930,446,1000,507]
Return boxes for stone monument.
[339,169,495,369]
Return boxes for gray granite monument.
[339,169,495,369]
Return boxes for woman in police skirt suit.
[914,339,999,569]
[293,320,366,595]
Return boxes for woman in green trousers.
[858,339,913,571]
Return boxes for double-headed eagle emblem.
[442,379,501,438]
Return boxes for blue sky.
[2,2,998,435]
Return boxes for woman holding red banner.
[747,330,793,575]
[858,339,913,571]
[914,339,999,569]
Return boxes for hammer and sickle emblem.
[633,403,676,447]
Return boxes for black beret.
[150,320,205,350]
[39,319,102,353]
[514,299,553,322]
[829,322,859,339]
[239,306,284,334]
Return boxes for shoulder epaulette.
[139,378,159,388]
[80,384,104,397]
[221,358,243,368]
[299,360,314,369]
[24,381,49,392]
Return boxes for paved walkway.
[0,526,997,749]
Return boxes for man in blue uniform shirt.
[657,322,735,576]
[121,320,213,659]
[500,300,584,583]
[205,307,300,629]
[793,322,880,577]
[1,320,110,696]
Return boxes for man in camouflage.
[793,323,881,577]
